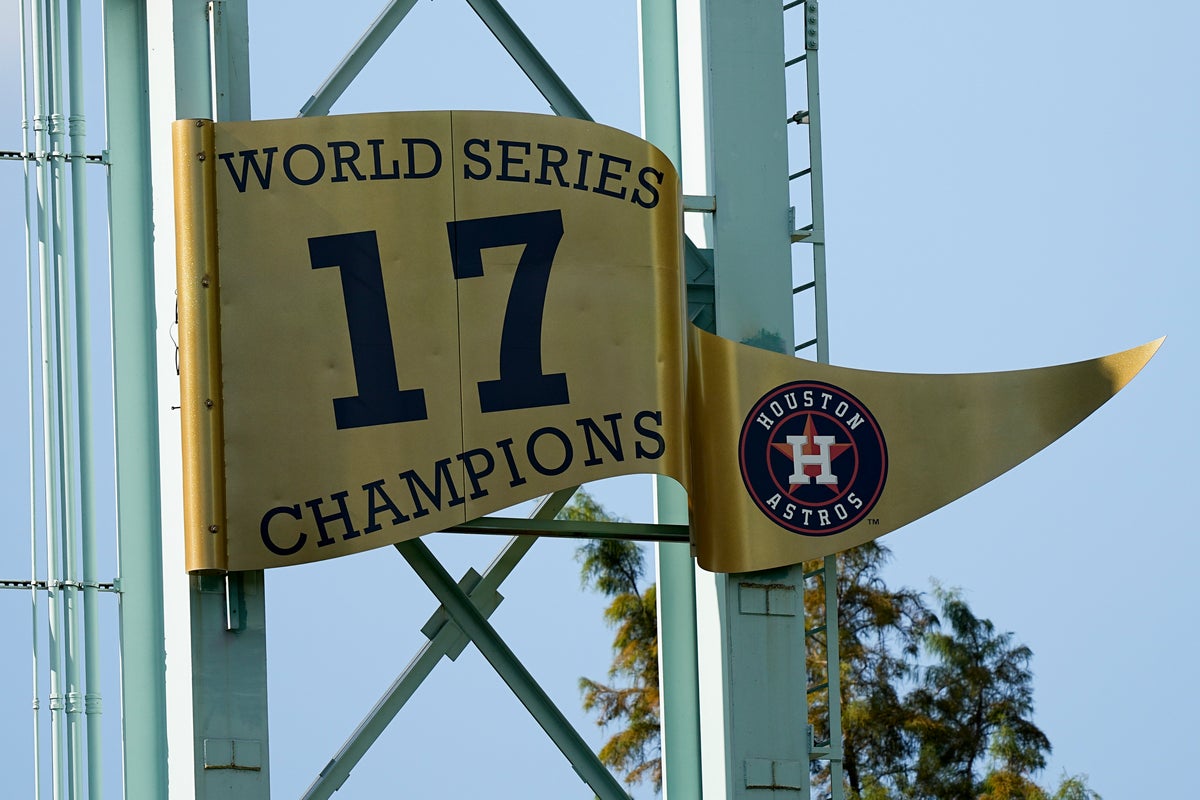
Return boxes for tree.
[567,490,1100,800]
[905,585,1051,800]
[804,543,934,798]
[565,491,662,792]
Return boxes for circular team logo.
[739,380,887,536]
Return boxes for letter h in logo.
[786,434,838,486]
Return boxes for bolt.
[201,276,210,287]
[208,524,219,533]
[195,119,205,127]
[205,398,214,408]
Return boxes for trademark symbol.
[867,518,880,526]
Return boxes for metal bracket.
[805,0,819,51]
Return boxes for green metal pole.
[30,0,68,794]
[102,1,170,796]
[19,1,45,796]
[42,2,88,792]
[639,1,704,798]
[691,0,811,796]
[65,0,105,794]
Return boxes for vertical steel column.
[694,0,811,797]
[65,0,105,793]
[19,1,45,795]
[154,1,271,798]
[102,0,170,796]
[803,6,843,792]
[31,0,69,794]
[639,1,704,797]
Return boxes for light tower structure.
[11,0,839,797]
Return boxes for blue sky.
[1,1,1196,798]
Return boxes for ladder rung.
[783,0,806,9]
[793,280,816,294]
[785,53,807,68]
[787,110,810,125]
[807,682,828,695]
[805,624,826,638]
[789,167,811,180]
[794,338,818,352]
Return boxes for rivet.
[201,276,210,288]
[208,524,219,533]
[197,152,206,161]
[205,398,214,408]
[195,119,205,127]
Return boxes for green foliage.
[907,585,1051,799]
[805,543,934,798]
[567,491,662,793]
[567,494,1102,800]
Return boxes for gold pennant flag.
[174,110,1159,574]
[687,329,1162,572]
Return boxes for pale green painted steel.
[802,1,830,366]
[299,0,421,117]
[301,488,577,799]
[792,3,843,793]
[397,536,632,800]
[464,0,592,121]
[697,0,811,797]
[19,2,44,795]
[46,0,89,790]
[102,0,170,795]
[824,554,844,794]
[638,1,704,797]
[169,2,272,797]
[65,0,105,793]
[30,0,70,792]
[449,515,688,542]
[808,11,844,794]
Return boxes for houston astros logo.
[739,380,888,536]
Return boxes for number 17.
[308,209,571,431]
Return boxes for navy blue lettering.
[328,140,367,183]
[368,138,401,180]
[495,437,528,487]
[218,147,277,192]
[634,410,666,460]
[572,149,593,190]
[535,143,570,187]
[446,210,569,412]
[304,490,360,547]
[526,426,573,476]
[457,447,496,500]
[403,137,442,179]
[576,413,625,466]
[592,153,631,199]
[497,140,531,182]
[463,138,491,180]
[632,165,663,209]
[261,504,304,556]
[399,459,465,518]
[308,230,428,429]
[362,479,410,533]
[283,142,325,185]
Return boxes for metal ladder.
[785,1,845,797]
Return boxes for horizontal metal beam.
[447,516,690,543]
